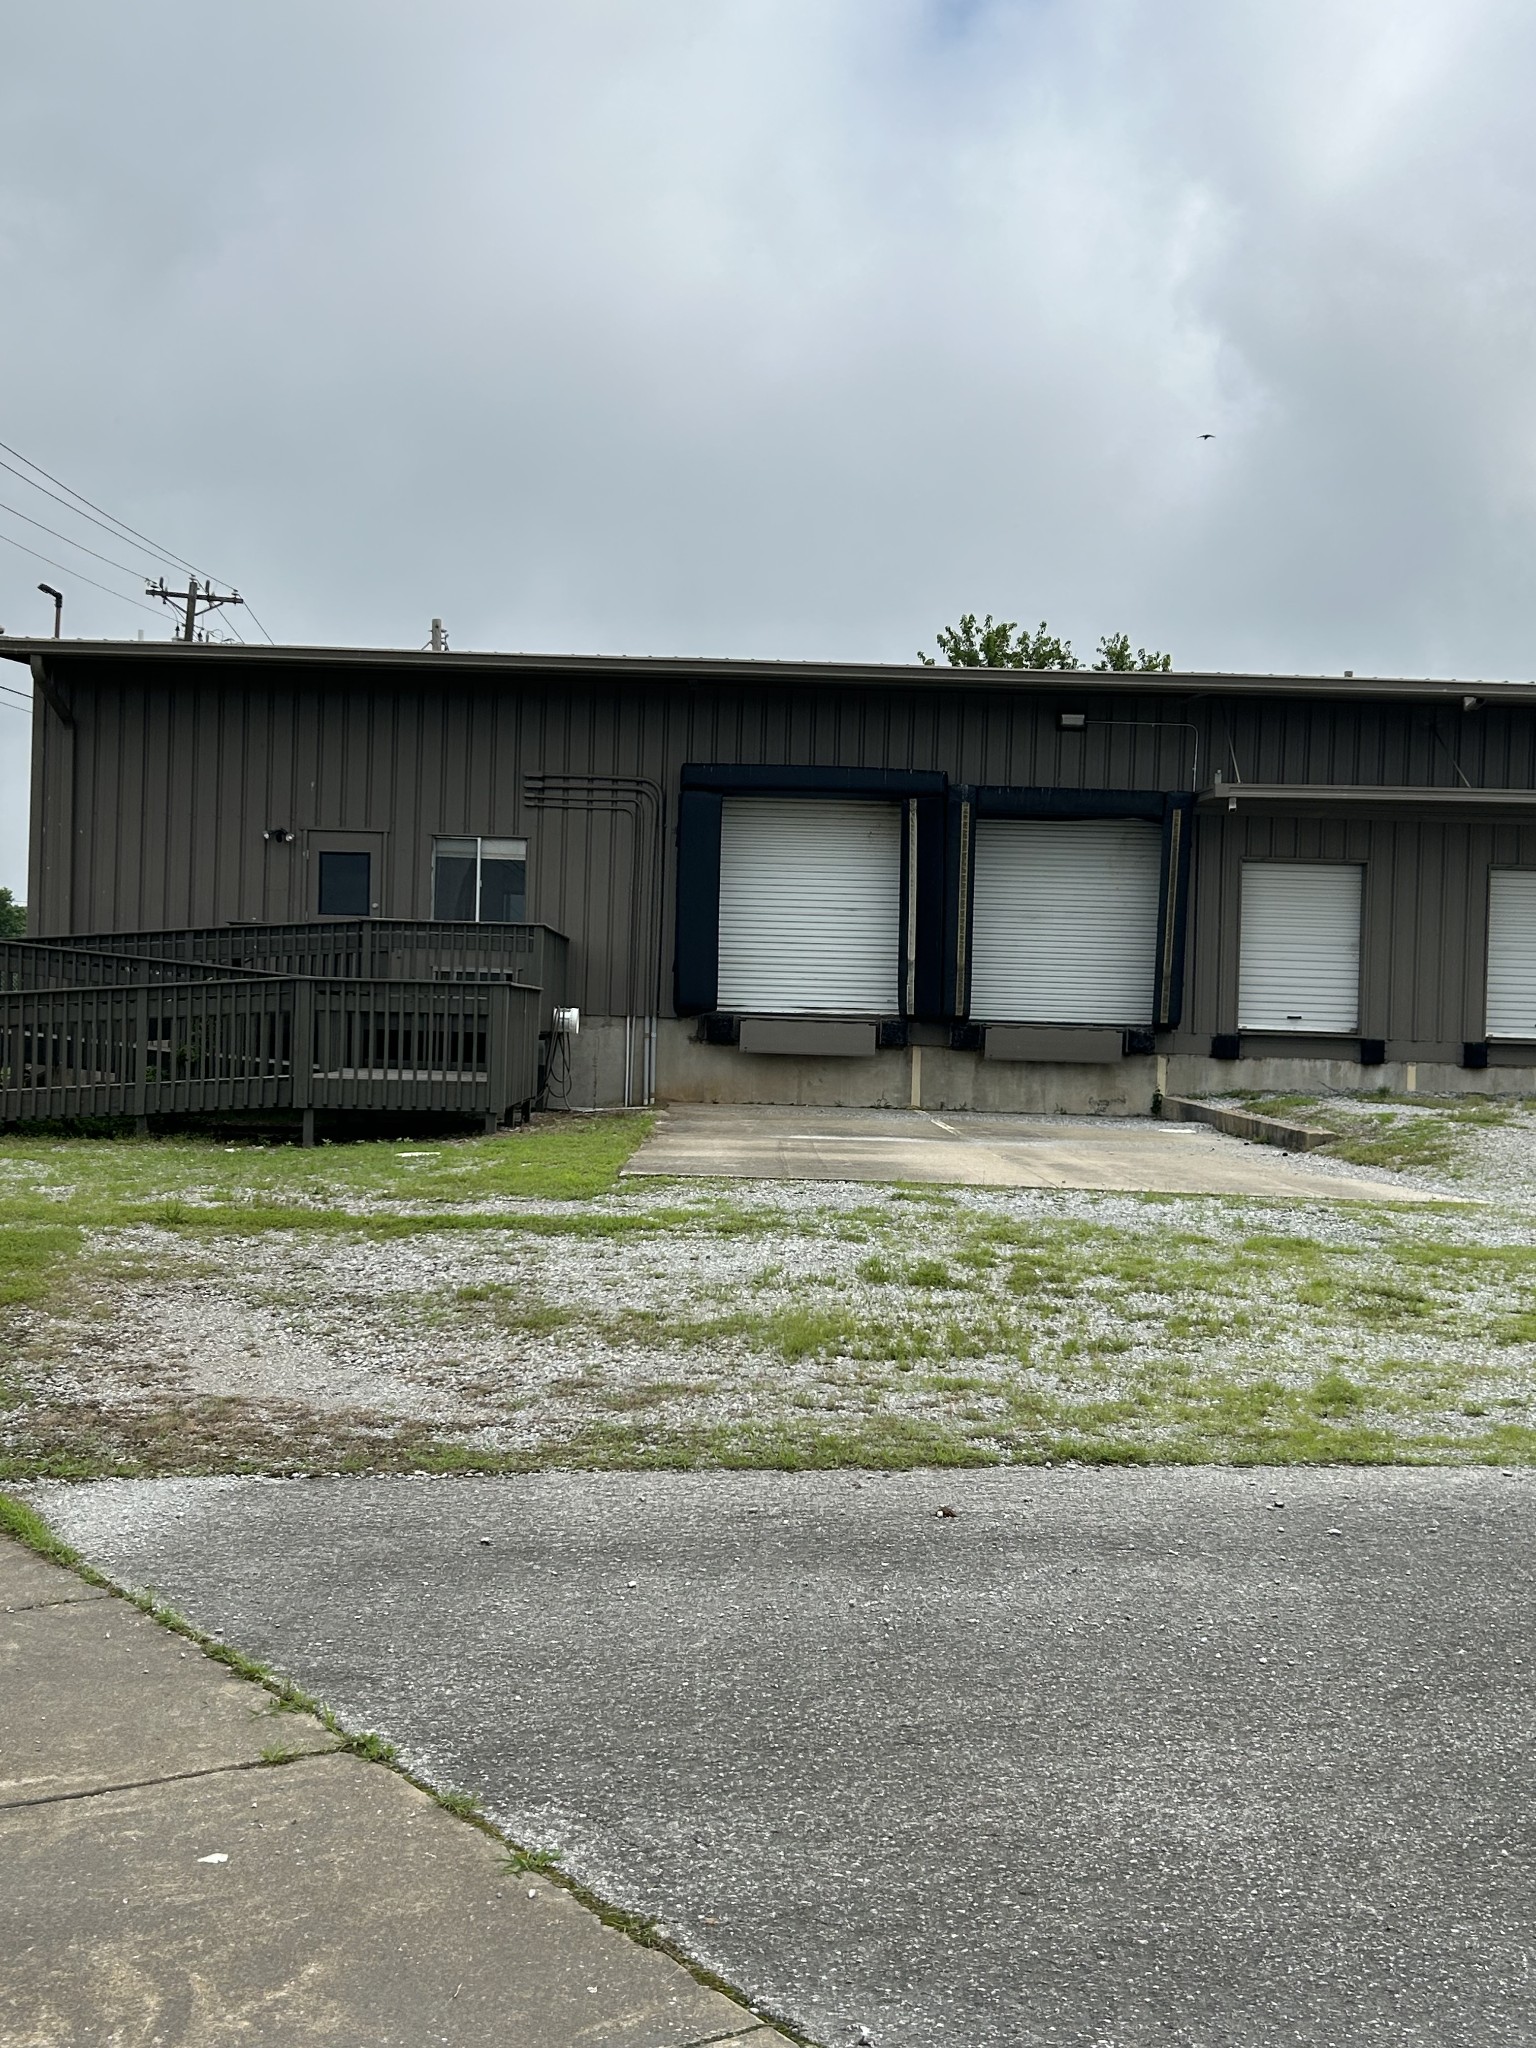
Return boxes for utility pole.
[146,576,244,642]
[37,583,63,637]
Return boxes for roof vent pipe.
[429,617,448,653]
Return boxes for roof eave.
[2,639,1533,703]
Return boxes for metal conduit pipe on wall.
[523,774,667,1107]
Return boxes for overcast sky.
[4,1,1536,897]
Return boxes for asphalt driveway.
[624,1104,1426,1199]
[31,1468,1536,2048]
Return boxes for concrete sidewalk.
[0,1534,786,2048]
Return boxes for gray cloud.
[4,1,1535,895]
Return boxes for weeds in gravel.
[0,1224,79,1313]
[1237,1094,1521,1178]
[10,1103,1536,1478]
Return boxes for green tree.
[0,887,23,937]
[1092,631,1172,673]
[918,613,1080,670]
[920,614,1172,672]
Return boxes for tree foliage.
[919,614,1079,670]
[920,612,1171,673]
[1091,631,1172,674]
[0,887,24,936]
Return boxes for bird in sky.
[1199,432,1215,440]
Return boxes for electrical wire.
[0,454,199,579]
[0,528,167,618]
[0,437,232,585]
[0,496,164,581]
[0,679,34,705]
[539,1028,573,1109]
[240,601,276,646]
[0,436,278,645]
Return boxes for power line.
[0,529,167,619]
[0,435,277,645]
[0,453,197,578]
[0,436,234,584]
[0,679,35,705]
[146,576,245,644]
[0,495,163,581]
[240,600,276,646]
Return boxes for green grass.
[0,1489,99,1572]
[0,1113,653,1215]
[0,1224,79,1312]
[1238,1093,1520,1178]
[6,1106,1536,1478]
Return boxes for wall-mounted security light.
[1462,695,1482,711]
[263,826,293,843]
[1057,711,1087,731]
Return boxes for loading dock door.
[1238,862,1362,1032]
[968,819,1161,1023]
[717,797,900,1014]
[1486,869,1536,1038]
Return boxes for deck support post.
[483,1109,500,1135]
[301,1107,316,1148]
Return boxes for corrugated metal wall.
[1189,808,1536,1049]
[26,657,1536,1048]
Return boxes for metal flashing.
[6,638,1536,705]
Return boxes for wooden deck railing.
[24,920,570,1026]
[0,941,267,991]
[0,976,542,1126]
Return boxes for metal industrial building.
[11,634,1536,1113]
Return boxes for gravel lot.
[6,1099,1536,1473]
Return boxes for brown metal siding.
[1187,808,1536,1048]
[26,657,1536,1045]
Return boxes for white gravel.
[8,1145,1536,1461]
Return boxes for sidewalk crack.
[0,1748,338,1814]
[679,2023,782,2047]
[4,1593,110,1613]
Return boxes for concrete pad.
[0,1558,335,1807]
[0,1536,108,1612]
[627,1102,1433,1200]
[1,1750,772,2048]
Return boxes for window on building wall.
[432,837,527,922]
[317,851,372,917]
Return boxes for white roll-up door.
[717,797,900,1013]
[968,818,1162,1024]
[1238,862,1362,1032]
[1486,869,1536,1038]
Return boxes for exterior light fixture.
[1057,711,1086,731]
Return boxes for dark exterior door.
[306,831,386,919]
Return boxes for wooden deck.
[0,926,560,1134]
